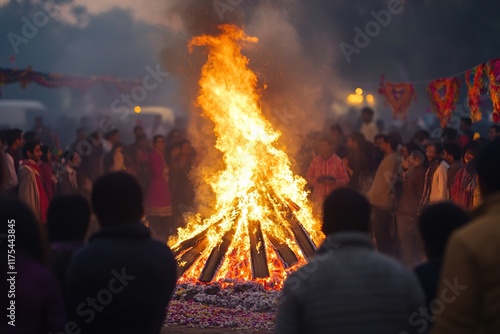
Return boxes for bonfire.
[169,25,324,290]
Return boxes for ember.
[169,25,324,289]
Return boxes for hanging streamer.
[487,58,500,123]
[0,66,143,95]
[428,77,460,127]
[465,64,486,123]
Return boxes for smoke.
[159,0,341,212]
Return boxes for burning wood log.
[266,233,299,268]
[248,220,269,278]
[265,187,317,258]
[172,227,210,257]
[285,198,301,211]
[176,236,209,278]
[285,211,317,258]
[199,223,237,282]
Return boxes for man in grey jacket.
[275,188,426,334]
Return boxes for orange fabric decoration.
[378,76,416,119]
[487,59,500,123]
[428,78,460,127]
[465,64,485,123]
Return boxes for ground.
[163,326,271,333]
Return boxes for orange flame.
[169,25,324,290]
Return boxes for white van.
[0,100,48,129]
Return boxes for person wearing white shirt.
[102,129,120,154]
[359,107,379,142]
[429,159,450,203]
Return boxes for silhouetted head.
[443,142,461,164]
[443,127,458,142]
[322,188,371,235]
[47,195,91,243]
[460,117,472,131]
[0,199,49,265]
[476,138,500,196]
[91,172,144,227]
[6,128,22,148]
[22,141,42,162]
[489,124,500,141]
[361,107,374,124]
[419,202,470,260]
[382,134,398,154]
[347,131,365,150]
[40,145,52,163]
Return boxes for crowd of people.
[304,107,500,267]
[1,108,500,333]
[0,118,197,242]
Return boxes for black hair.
[374,133,385,141]
[167,129,182,143]
[22,141,41,159]
[103,143,124,173]
[419,202,470,259]
[40,145,51,163]
[466,140,483,159]
[348,131,365,147]
[361,107,374,115]
[47,195,91,243]
[0,199,49,265]
[388,131,403,146]
[427,141,443,154]
[412,130,430,143]
[383,134,398,151]
[476,138,500,194]
[23,130,36,142]
[490,124,500,134]
[322,188,371,235]
[91,172,144,226]
[6,128,22,147]
[461,117,473,127]
[330,124,343,135]
[62,150,77,163]
[153,135,165,144]
[443,127,458,142]
[133,125,143,133]
[443,142,462,161]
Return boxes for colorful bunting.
[465,64,485,122]
[378,75,416,119]
[427,78,460,127]
[0,66,142,95]
[487,59,500,123]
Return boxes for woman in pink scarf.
[145,135,173,242]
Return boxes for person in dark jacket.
[66,172,177,334]
[344,131,369,192]
[415,202,469,310]
[47,195,91,287]
[275,188,425,334]
[396,147,427,267]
